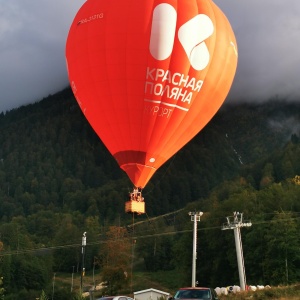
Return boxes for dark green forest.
[0,88,299,299]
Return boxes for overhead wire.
[0,215,299,258]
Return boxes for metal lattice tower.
[222,212,252,290]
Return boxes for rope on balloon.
[143,152,178,196]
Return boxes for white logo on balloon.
[149,3,214,71]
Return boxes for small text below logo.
[144,99,189,112]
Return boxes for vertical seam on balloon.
[140,0,161,166]
[137,0,151,156]
[95,1,119,156]
[164,0,196,154]
[152,0,192,164]
[125,0,133,162]
[159,0,217,160]
[145,0,179,166]
[137,0,154,166]
[106,1,127,157]
[168,2,213,157]
[117,0,134,161]
[166,2,236,162]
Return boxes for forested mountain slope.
[0,89,299,219]
[0,89,299,299]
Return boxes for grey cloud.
[215,0,300,102]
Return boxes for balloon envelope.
[66,0,238,188]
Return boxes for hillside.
[1,89,299,218]
[0,89,299,299]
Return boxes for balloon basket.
[125,200,145,214]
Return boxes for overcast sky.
[1,0,300,113]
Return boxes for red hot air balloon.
[66,0,238,191]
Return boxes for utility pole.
[93,257,96,289]
[222,212,252,291]
[81,232,87,293]
[52,273,56,300]
[71,265,75,292]
[189,211,203,287]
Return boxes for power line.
[0,215,299,258]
